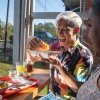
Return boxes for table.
[5,68,50,100]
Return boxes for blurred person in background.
[77,0,100,99]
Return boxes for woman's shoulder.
[91,66,100,91]
[78,42,93,55]
[77,42,93,64]
[97,76,100,91]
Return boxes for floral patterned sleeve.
[73,48,93,82]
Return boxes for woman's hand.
[26,36,41,62]
[39,55,62,69]
[26,36,49,51]
[26,36,49,62]
[26,36,42,50]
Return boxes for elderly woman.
[46,11,93,98]
[27,11,93,98]
[77,1,100,99]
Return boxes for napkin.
[11,76,35,85]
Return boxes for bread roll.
[29,37,49,51]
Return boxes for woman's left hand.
[45,56,63,70]
[49,57,61,66]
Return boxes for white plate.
[29,50,60,58]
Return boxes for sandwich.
[29,37,49,51]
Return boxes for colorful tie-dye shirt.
[50,39,93,96]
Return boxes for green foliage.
[0,62,12,77]
[34,22,56,37]
[0,19,13,40]
[7,23,14,39]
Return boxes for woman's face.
[88,9,100,56]
[56,19,76,47]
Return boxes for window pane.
[34,0,65,12]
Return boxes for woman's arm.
[46,57,83,93]
[57,66,81,93]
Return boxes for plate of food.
[0,76,39,98]
[27,36,61,64]
[28,50,61,65]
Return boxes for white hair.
[56,11,82,28]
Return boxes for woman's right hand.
[26,36,49,51]
[26,36,42,62]
[26,36,42,50]
[26,36,49,62]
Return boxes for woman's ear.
[74,27,80,34]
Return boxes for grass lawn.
[0,62,13,77]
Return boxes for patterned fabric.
[50,40,60,51]
[50,39,93,97]
[77,65,100,100]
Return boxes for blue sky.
[0,0,65,25]
[0,0,14,25]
